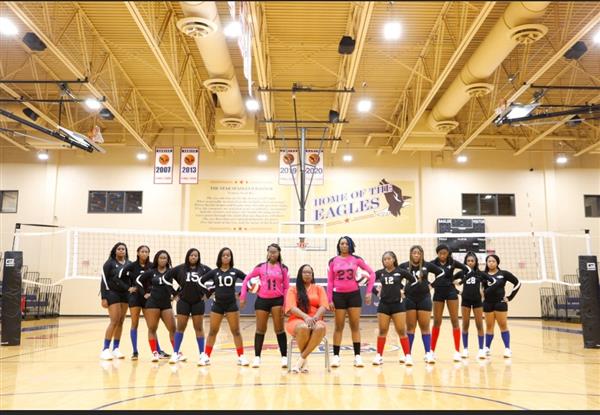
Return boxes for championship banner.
[179,147,199,184]
[279,149,324,186]
[154,147,173,184]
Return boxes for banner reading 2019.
[308,178,416,233]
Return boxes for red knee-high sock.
[453,328,461,352]
[400,336,410,356]
[205,345,213,357]
[236,347,244,357]
[377,336,386,355]
[431,326,441,352]
[149,339,157,353]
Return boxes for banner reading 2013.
[279,149,324,186]
[154,147,174,184]
[180,147,199,184]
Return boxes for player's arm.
[504,271,521,301]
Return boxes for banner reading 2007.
[279,149,324,186]
[154,147,174,184]
[179,147,199,184]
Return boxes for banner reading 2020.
[279,149,324,186]
[154,147,174,184]
[180,147,199,184]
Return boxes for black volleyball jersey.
[122,260,152,293]
[372,267,415,304]
[482,270,521,303]
[430,257,469,288]
[101,258,130,293]
[457,269,492,301]
[166,263,212,303]
[399,261,444,300]
[137,268,175,302]
[200,267,246,303]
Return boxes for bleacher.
[539,274,581,323]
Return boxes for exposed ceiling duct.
[426,1,550,133]
[177,1,247,130]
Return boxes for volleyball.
[247,276,261,293]
[355,270,369,286]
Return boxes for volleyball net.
[10,224,596,289]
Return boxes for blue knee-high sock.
[174,332,184,353]
[112,339,120,350]
[130,329,138,354]
[501,330,510,348]
[485,333,494,348]
[156,338,162,353]
[407,333,415,352]
[422,334,431,353]
[478,335,484,349]
[103,339,111,350]
[197,336,205,354]
[462,332,469,349]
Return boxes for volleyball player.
[121,245,151,360]
[198,247,249,366]
[136,250,177,362]
[327,236,375,368]
[482,254,521,358]
[284,264,329,373]
[400,245,444,364]
[430,244,470,362]
[371,251,415,366]
[99,242,131,360]
[239,243,290,368]
[167,248,211,365]
[456,252,491,359]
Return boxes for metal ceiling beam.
[574,121,600,156]
[7,2,159,152]
[330,1,374,153]
[125,2,213,152]
[248,2,276,152]
[392,2,495,153]
[454,9,600,155]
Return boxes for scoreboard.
[437,218,486,262]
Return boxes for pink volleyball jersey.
[240,262,289,300]
[327,254,376,302]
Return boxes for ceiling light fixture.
[84,98,102,110]
[556,154,568,164]
[457,155,468,163]
[136,152,148,161]
[37,150,49,161]
[0,17,18,36]
[245,99,260,111]
[224,21,242,38]
[343,154,353,162]
[357,99,372,113]
[257,153,267,162]
[383,22,402,40]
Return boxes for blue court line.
[90,382,530,410]
[511,323,583,335]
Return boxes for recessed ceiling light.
[136,152,148,161]
[224,21,242,38]
[0,17,18,36]
[343,154,353,162]
[37,150,49,161]
[257,153,267,162]
[357,99,372,113]
[84,98,102,110]
[556,154,568,164]
[383,22,401,41]
[246,99,259,111]
[457,155,468,163]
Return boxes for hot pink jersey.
[327,254,375,302]
[240,262,290,300]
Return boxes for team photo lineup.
[99,236,521,372]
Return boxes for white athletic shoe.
[425,351,436,364]
[251,356,261,368]
[151,351,160,362]
[198,353,210,366]
[331,355,341,367]
[461,349,469,359]
[169,353,179,364]
[477,349,486,359]
[453,351,462,362]
[399,354,406,363]
[178,352,187,362]
[238,355,250,366]
[404,354,414,367]
[111,348,125,359]
[484,347,491,357]
[354,355,364,367]
[100,348,113,360]
[503,348,512,358]
[281,356,288,368]
[372,353,384,366]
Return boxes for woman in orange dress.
[285,264,329,373]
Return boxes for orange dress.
[284,284,329,336]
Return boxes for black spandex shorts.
[404,295,433,312]
[377,300,406,315]
[433,286,459,302]
[129,292,146,308]
[145,297,172,311]
[332,290,362,309]
[176,299,205,316]
[211,300,239,315]
[254,296,284,312]
[106,290,129,306]
[483,301,508,312]
[461,298,483,309]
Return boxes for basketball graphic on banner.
[184,154,195,166]
[159,154,170,165]
[283,153,295,165]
